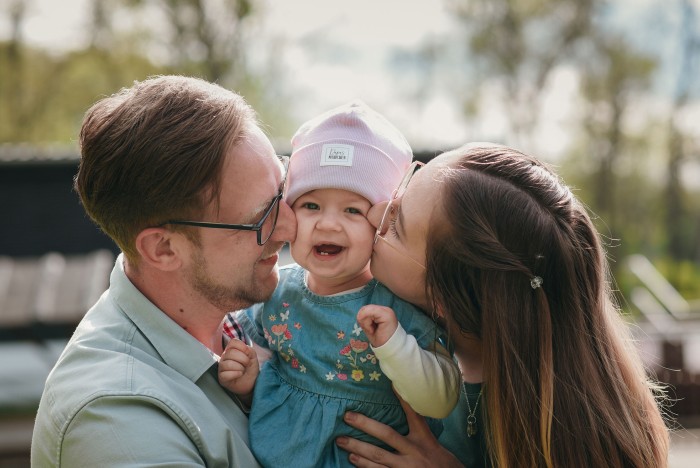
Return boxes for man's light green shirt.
[31,255,260,467]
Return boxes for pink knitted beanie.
[285,100,413,206]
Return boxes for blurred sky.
[5,0,700,166]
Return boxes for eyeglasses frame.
[374,160,425,245]
[160,155,290,246]
[373,160,426,269]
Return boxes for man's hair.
[75,75,256,262]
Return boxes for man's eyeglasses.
[160,155,289,246]
[374,160,426,269]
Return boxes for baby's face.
[290,188,374,292]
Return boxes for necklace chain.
[464,385,482,438]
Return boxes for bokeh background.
[1,0,699,466]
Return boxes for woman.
[336,143,669,467]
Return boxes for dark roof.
[0,145,80,165]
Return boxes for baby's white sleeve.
[371,323,460,418]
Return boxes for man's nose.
[271,201,297,243]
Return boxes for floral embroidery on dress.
[263,301,383,383]
[327,326,382,383]
[263,301,305,372]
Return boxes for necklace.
[464,385,482,438]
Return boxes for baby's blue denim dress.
[237,264,444,467]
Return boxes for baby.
[219,101,460,467]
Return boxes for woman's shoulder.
[371,283,434,327]
[371,282,421,310]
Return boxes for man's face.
[182,125,296,312]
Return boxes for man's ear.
[135,228,184,272]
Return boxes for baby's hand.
[357,305,399,347]
[218,338,259,404]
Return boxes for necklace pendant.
[463,386,482,440]
[466,415,477,437]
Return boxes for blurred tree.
[97,0,296,139]
[447,0,597,146]
[0,0,66,142]
[1,0,28,140]
[0,0,295,144]
[119,0,253,83]
[665,0,700,262]
[0,0,170,143]
[576,34,656,240]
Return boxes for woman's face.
[367,151,460,311]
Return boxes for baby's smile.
[315,244,344,256]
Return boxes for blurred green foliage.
[656,258,700,299]
[0,42,168,144]
[1,0,698,310]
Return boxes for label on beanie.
[320,144,354,166]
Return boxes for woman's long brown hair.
[425,144,669,467]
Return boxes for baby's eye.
[301,202,320,210]
[345,207,363,215]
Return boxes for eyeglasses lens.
[374,162,422,244]
[259,197,280,245]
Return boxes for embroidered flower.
[326,372,335,381]
[337,373,348,381]
[294,322,302,330]
[369,371,381,381]
[337,331,345,340]
[271,324,288,336]
[282,302,289,308]
[269,324,292,352]
[350,339,368,353]
[268,314,277,322]
[291,358,299,369]
[339,345,352,356]
[351,370,364,382]
[300,365,307,373]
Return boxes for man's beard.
[188,247,276,312]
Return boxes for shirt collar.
[110,254,219,382]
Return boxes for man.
[31,75,296,466]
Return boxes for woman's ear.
[135,228,183,271]
[434,303,446,319]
